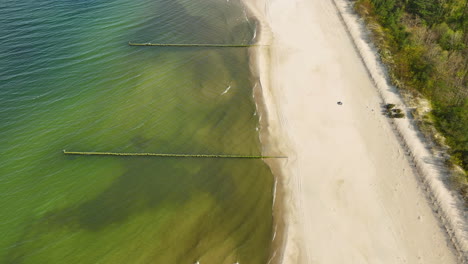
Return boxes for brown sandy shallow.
[243,0,466,263]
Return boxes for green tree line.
[355,0,467,173]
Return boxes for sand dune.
[244,0,466,263]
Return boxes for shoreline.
[243,0,466,263]
[241,1,290,263]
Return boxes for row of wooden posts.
[64,41,283,160]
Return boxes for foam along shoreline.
[243,0,466,263]
[240,1,288,264]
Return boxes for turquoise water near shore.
[0,0,273,263]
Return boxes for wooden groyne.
[128,42,264,48]
[63,150,286,159]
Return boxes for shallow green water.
[0,0,274,263]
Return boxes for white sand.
[244,0,467,263]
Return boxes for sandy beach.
[245,0,467,263]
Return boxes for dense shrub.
[355,0,467,173]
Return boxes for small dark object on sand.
[337,101,343,105]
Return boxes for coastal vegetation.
[384,103,405,118]
[354,0,467,200]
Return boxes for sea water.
[0,0,273,263]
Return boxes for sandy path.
[245,0,461,263]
